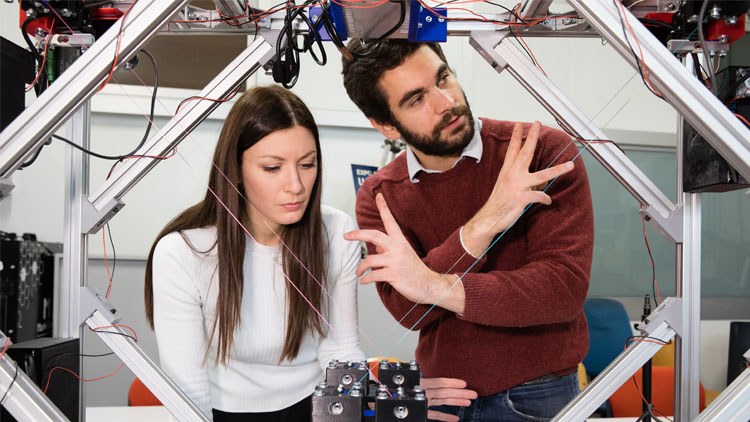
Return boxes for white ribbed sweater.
[151,206,365,418]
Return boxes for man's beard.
[393,104,475,157]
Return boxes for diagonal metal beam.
[0,0,188,187]
[566,0,750,181]
[83,31,278,233]
[0,332,69,422]
[469,30,682,242]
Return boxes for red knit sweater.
[355,118,594,396]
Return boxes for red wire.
[735,113,750,127]
[0,337,10,360]
[176,86,242,114]
[103,229,113,299]
[41,325,138,394]
[99,1,137,91]
[92,324,139,343]
[25,19,55,92]
[616,0,663,98]
[43,362,126,394]
[509,3,548,76]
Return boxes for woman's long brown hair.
[145,85,327,364]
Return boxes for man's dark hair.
[341,39,448,125]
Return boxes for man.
[342,39,594,421]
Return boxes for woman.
[144,85,364,421]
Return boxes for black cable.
[483,1,530,23]
[626,336,671,347]
[87,327,137,342]
[358,0,406,55]
[107,223,116,281]
[291,3,327,66]
[47,352,115,372]
[638,18,672,29]
[0,362,20,405]
[274,0,302,88]
[18,140,49,169]
[697,0,717,94]
[318,2,348,55]
[329,0,406,59]
[507,26,536,65]
[53,49,159,161]
[612,0,661,98]
[21,16,49,96]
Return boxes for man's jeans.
[429,372,579,422]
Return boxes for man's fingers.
[427,410,460,422]
[430,397,474,407]
[345,229,391,249]
[426,410,459,422]
[531,161,574,187]
[375,193,406,241]
[427,388,479,401]
[419,377,468,390]
[359,268,389,285]
[503,121,524,166]
[356,254,389,277]
[517,121,541,165]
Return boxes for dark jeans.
[429,372,579,422]
[213,396,311,422]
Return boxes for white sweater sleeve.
[152,233,213,419]
[317,212,367,369]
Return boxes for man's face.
[377,46,474,157]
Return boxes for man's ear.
[370,118,402,141]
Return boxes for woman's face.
[240,125,318,244]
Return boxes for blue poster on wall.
[351,164,379,194]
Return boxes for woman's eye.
[300,162,317,169]
[263,166,280,172]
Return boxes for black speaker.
[0,233,57,343]
[727,321,750,385]
[0,37,34,132]
[0,338,80,422]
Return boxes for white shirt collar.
[406,119,483,183]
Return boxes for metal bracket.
[553,321,676,421]
[0,178,13,200]
[668,39,729,56]
[78,286,119,327]
[81,196,125,235]
[635,296,683,338]
[50,33,96,48]
[84,311,209,421]
[639,203,684,243]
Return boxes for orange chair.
[128,377,162,406]
[608,366,706,417]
